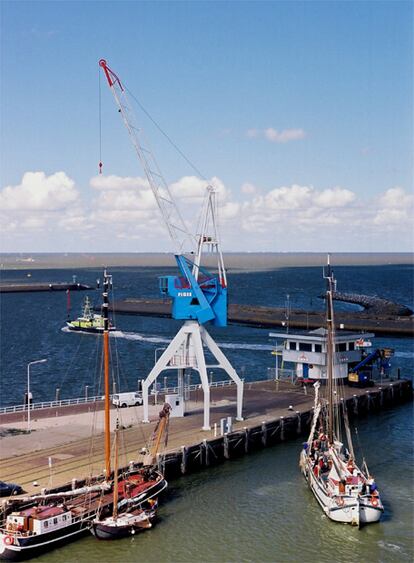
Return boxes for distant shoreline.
[0,252,412,271]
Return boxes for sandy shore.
[1,252,412,271]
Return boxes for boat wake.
[112,330,275,351]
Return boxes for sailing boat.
[90,403,171,540]
[0,271,167,560]
[299,257,384,527]
[66,294,116,333]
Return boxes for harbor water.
[0,262,413,561]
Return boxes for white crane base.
[142,321,244,431]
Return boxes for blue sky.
[1,0,413,252]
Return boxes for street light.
[27,359,47,433]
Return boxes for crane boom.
[99,59,194,255]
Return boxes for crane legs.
[141,321,244,431]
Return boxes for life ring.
[4,536,14,546]
[370,496,379,507]
[336,496,345,507]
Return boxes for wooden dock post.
[244,427,249,453]
[223,434,230,459]
[261,421,267,447]
[180,446,187,474]
[203,439,210,466]
[295,411,301,435]
[280,416,285,441]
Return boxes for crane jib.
[99,59,124,91]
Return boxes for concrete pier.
[0,282,92,293]
[0,378,412,496]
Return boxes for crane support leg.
[200,326,244,421]
[141,320,244,430]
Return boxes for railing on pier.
[0,379,239,415]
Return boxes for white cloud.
[0,171,79,211]
[90,174,149,191]
[241,182,257,195]
[264,128,306,143]
[246,128,306,143]
[1,171,412,252]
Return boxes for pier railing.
[0,379,239,415]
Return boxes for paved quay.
[0,379,411,498]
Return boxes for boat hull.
[0,521,89,561]
[300,452,383,526]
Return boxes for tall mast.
[324,255,335,444]
[102,269,112,479]
[112,421,119,520]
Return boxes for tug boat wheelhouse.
[66,295,116,333]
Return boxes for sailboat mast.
[112,422,119,520]
[325,256,335,444]
[103,270,111,479]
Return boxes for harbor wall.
[155,379,413,481]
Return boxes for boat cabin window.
[299,342,312,352]
[314,344,322,353]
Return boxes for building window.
[53,518,58,524]
[299,342,312,352]
[348,342,355,351]
[62,515,67,521]
[289,342,298,351]
[44,521,48,528]
[314,344,322,353]
[337,343,347,352]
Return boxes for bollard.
[226,416,233,433]
[203,439,210,466]
[261,421,267,447]
[55,388,60,402]
[85,385,89,401]
[244,427,249,453]
[214,423,217,437]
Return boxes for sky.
[0,0,413,253]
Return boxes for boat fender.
[4,536,14,546]
[370,496,379,507]
[336,496,345,507]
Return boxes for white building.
[269,328,374,381]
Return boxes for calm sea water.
[0,264,413,561]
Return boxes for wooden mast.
[112,421,119,520]
[325,256,335,444]
[103,270,111,479]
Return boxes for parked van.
[112,392,143,408]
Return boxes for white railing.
[0,379,240,415]
[267,367,297,384]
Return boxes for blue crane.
[99,59,243,430]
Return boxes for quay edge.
[155,379,413,481]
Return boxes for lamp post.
[27,359,47,433]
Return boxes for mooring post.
[353,394,358,415]
[203,439,210,466]
[389,383,394,402]
[365,390,371,411]
[55,388,60,402]
[295,411,301,435]
[261,421,267,447]
[180,446,187,474]
[379,387,383,407]
[214,422,217,437]
[280,416,285,441]
[244,427,249,453]
[156,453,162,473]
[223,433,230,459]
[220,418,226,436]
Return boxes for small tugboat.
[299,257,384,527]
[0,271,167,560]
[66,295,116,333]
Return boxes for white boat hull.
[300,452,383,526]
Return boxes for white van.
[112,392,143,408]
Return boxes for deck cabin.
[6,505,72,535]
